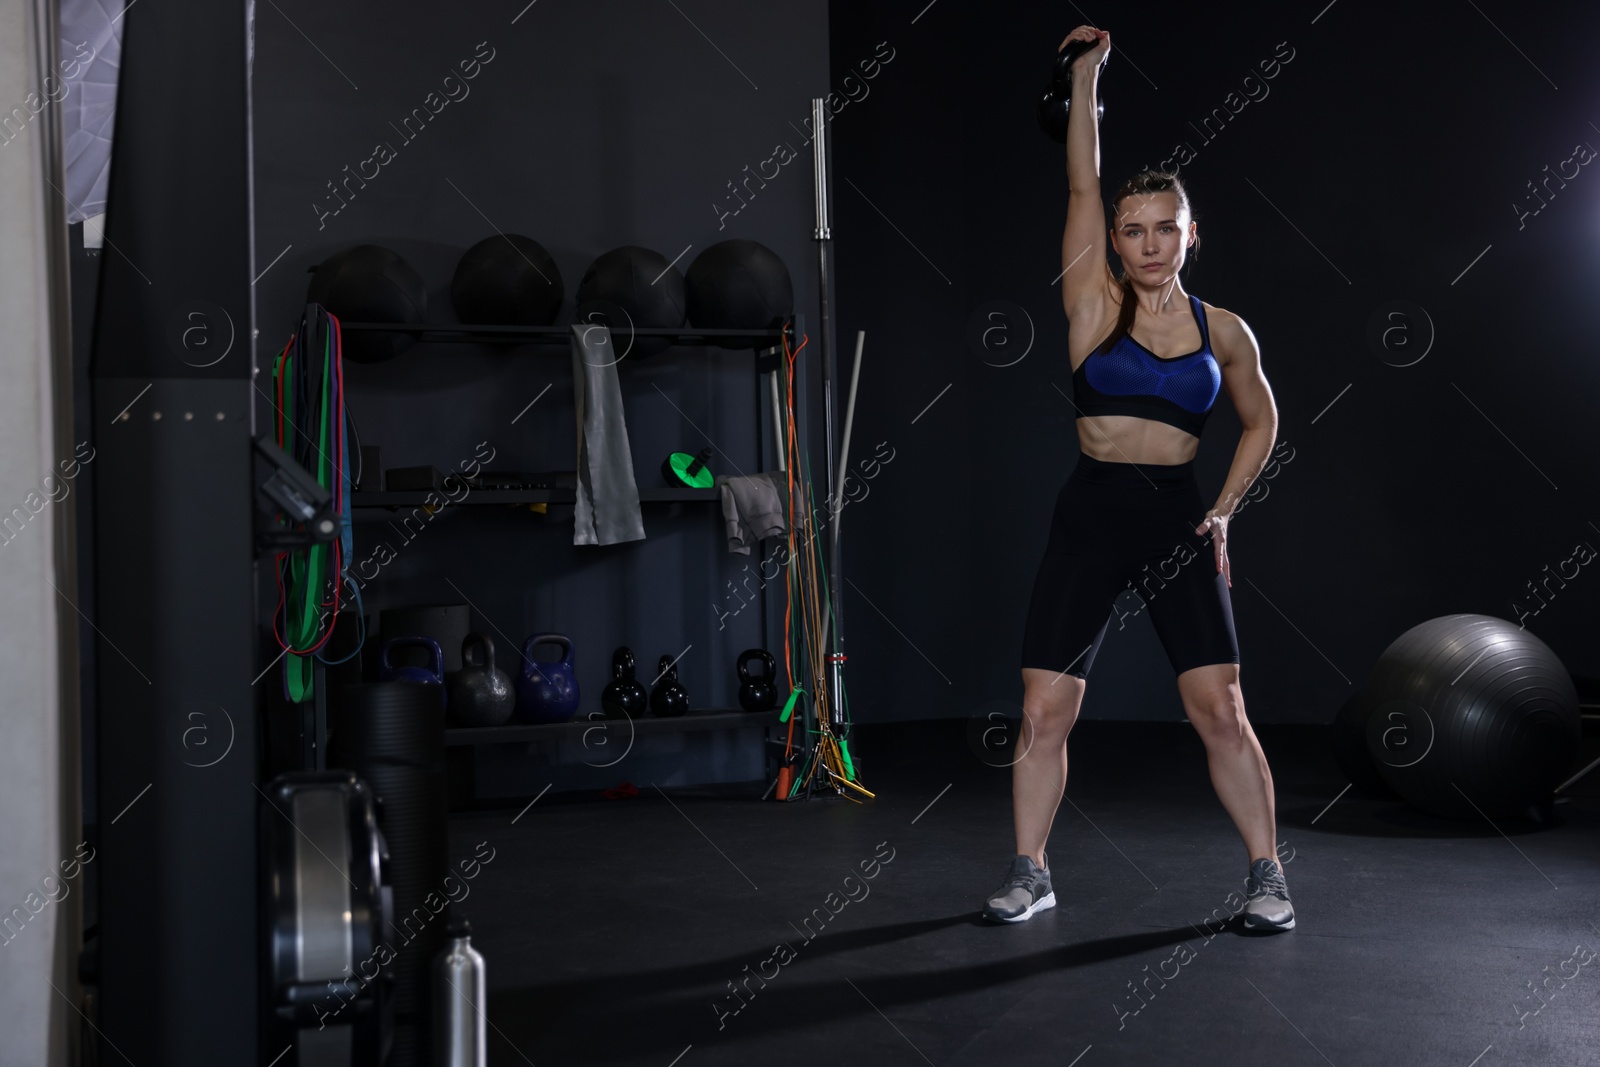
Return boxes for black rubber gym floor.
[449,720,1600,1067]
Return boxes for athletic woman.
[982,25,1293,933]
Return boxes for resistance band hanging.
[271,303,354,703]
[772,323,871,804]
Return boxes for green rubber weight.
[663,448,714,489]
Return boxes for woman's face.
[1109,190,1195,287]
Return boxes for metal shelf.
[444,708,782,746]
[336,321,790,349]
[351,486,717,508]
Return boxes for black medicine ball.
[451,234,564,326]
[574,245,687,360]
[685,239,793,348]
[306,244,427,364]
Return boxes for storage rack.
[320,315,818,803]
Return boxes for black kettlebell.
[736,648,778,712]
[447,632,516,727]
[651,655,690,717]
[601,646,649,720]
[1037,37,1106,142]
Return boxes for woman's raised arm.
[1060,27,1112,325]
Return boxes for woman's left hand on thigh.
[1195,510,1231,587]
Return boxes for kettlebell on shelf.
[650,655,690,717]
[447,633,515,727]
[378,636,446,693]
[736,648,778,712]
[600,646,649,720]
[515,633,581,723]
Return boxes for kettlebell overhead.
[1037,36,1106,142]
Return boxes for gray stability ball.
[1364,614,1579,820]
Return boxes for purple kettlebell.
[516,633,580,723]
[379,636,446,691]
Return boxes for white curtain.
[0,0,79,1062]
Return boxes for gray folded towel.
[571,324,645,546]
[717,471,787,554]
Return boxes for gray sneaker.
[982,854,1056,923]
[1240,858,1294,932]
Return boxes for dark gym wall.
[826,2,1600,723]
[252,1,831,736]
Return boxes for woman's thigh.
[1140,494,1240,677]
[1019,478,1153,678]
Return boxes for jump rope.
[776,327,870,802]
[270,305,362,704]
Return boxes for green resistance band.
[280,328,335,703]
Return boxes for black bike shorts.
[1020,452,1240,679]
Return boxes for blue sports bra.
[1071,294,1222,438]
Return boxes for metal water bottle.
[433,918,486,1067]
